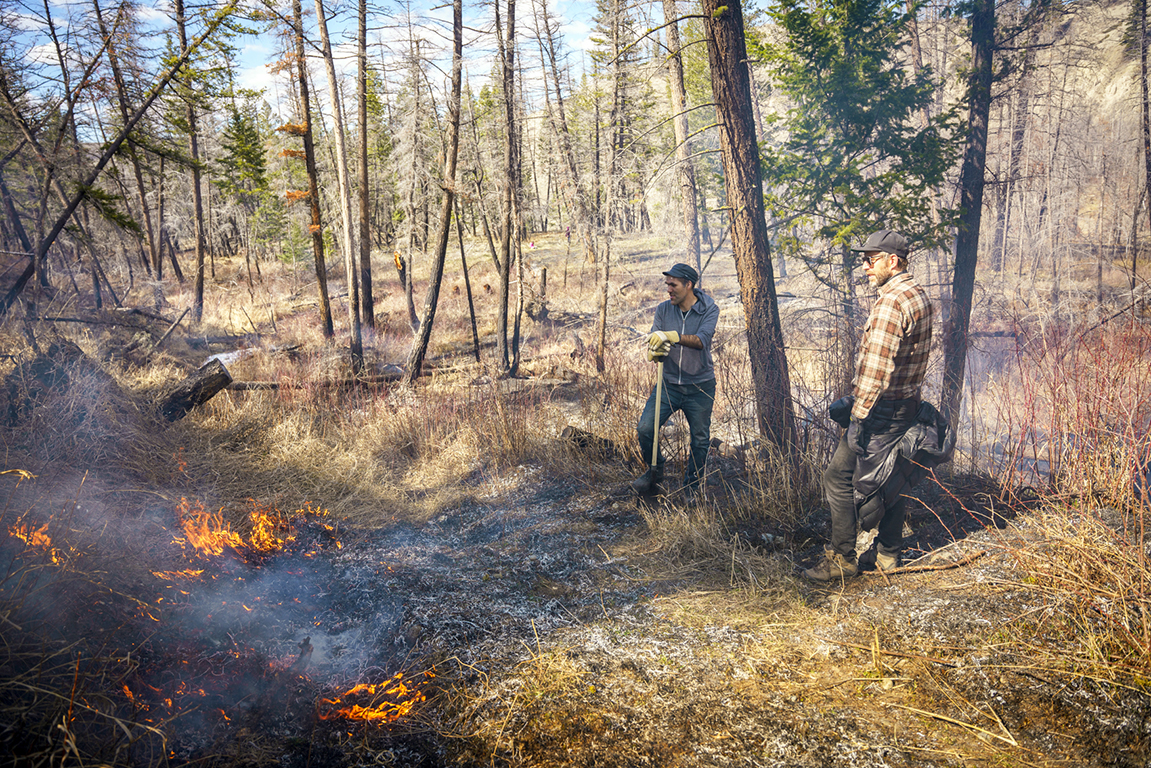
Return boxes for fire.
[151,569,205,580]
[9,519,50,548]
[318,673,427,723]
[247,499,297,553]
[174,499,245,557]
[172,498,302,559]
[8,514,63,564]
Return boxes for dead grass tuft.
[1005,504,1151,685]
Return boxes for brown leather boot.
[801,547,859,582]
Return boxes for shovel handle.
[651,361,663,466]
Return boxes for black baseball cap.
[662,263,699,284]
[850,229,910,258]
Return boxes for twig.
[151,307,189,352]
[813,636,956,667]
[884,702,1019,746]
[863,550,987,576]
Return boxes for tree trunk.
[941,0,994,428]
[663,0,701,274]
[93,0,162,282]
[402,0,463,385]
[534,0,596,265]
[495,0,519,373]
[291,0,334,338]
[401,35,422,333]
[358,0,375,329]
[456,197,481,362]
[703,0,796,450]
[1141,0,1151,254]
[596,0,625,373]
[157,156,185,283]
[314,0,363,371]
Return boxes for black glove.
[828,396,854,428]
[847,418,869,456]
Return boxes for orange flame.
[246,500,297,553]
[173,499,303,559]
[8,515,63,563]
[151,569,205,580]
[318,673,426,723]
[9,519,50,549]
[174,499,244,557]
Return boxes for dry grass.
[0,472,173,766]
[1003,505,1151,684]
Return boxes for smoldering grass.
[0,489,174,766]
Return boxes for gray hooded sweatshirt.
[649,288,719,385]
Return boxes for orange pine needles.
[276,122,308,136]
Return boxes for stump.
[159,359,232,421]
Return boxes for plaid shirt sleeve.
[851,273,933,421]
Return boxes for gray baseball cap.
[662,263,699,284]
[851,229,910,258]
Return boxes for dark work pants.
[823,400,917,560]
[636,378,715,492]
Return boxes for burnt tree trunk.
[292,0,334,339]
[703,0,796,450]
[456,197,481,362]
[664,0,701,275]
[1140,0,1151,259]
[357,0,375,329]
[495,0,519,374]
[176,0,206,322]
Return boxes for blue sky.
[9,0,609,121]
[232,0,607,117]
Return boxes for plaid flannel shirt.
[851,272,933,421]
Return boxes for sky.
[230,0,607,118]
[8,0,611,121]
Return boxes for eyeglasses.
[862,253,887,267]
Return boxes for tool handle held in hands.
[652,361,663,466]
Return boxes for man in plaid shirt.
[803,229,934,582]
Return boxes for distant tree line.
[0,0,1146,442]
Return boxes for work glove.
[647,330,680,352]
[847,418,869,457]
[646,344,671,362]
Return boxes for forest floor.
[1,232,1149,766]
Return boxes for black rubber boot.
[630,466,663,494]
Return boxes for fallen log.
[159,359,232,421]
[228,368,403,390]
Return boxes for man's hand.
[847,418,869,456]
[646,344,670,362]
[647,331,680,351]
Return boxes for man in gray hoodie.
[631,263,720,500]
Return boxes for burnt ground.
[2,459,1149,767]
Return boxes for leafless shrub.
[985,315,1151,686]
